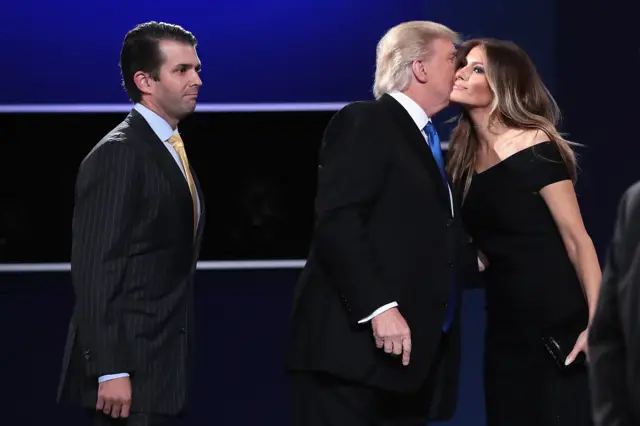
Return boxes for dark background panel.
[0,111,337,262]
[554,0,639,255]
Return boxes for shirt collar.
[387,91,431,131]
[133,103,179,142]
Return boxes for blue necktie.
[423,122,456,333]
[424,122,448,185]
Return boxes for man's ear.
[133,71,153,96]
[412,60,428,84]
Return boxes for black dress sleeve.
[521,142,572,192]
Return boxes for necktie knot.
[423,122,438,147]
[168,134,184,149]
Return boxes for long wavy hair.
[446,38,578,200]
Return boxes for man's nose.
[192,72,203,87]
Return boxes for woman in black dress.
[447,38,602,425]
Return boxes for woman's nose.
[455,68,467,80]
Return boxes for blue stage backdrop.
[2,0,555,110]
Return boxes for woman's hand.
[478,250,489,271]
[565,328,589,365]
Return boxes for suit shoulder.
[624,180,640,203]
[76,125,143,183]
[326,100,385,131]
[83,120,139,163]
[335,99,381,118]
[621,180,640,217]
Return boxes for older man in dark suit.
[286,20,478,426]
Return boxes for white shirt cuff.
[357,302,398,323]
[98,373,130,383]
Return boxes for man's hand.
[96,376,131,419]
[371,307,411,366]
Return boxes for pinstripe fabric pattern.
[91,411,176,426]
[57,110,206,416]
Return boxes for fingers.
[376,336,410,365]
[383,338,393,354]
[392,339,403,356]
[374,334,411,365]
[371,310,411,365]
[96,395,104,411]
[96,395,131,419]
[120,403,131,419]
[102,400,113,416]
[375,336,384,349]
[109,404,121,419]
[401,336,412,366]
[565,343,583,366]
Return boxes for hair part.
[120,21,198,103]
[446,38,580,199]
[373,21,460,99]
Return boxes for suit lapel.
[191,167,206,245]
[126,111,195,231]
[379,94,450,206]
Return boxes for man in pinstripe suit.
[57,22,205,426]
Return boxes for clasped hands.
[372,307,412,366]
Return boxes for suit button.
[448,261,455,267]
[446,219,454,227]
[442,301,449,307]
[178,327,187,334]
[83,349,91,355]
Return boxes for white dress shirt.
[98,104,201,383]
[357,91,454,323]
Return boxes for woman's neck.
[468,107,513,151]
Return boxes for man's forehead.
[432,38,456,54]
[159,40,197,56]
[158,40,199,64]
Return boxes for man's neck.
[401,87,447,118]
[139,100,178,130]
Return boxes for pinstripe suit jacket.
[57,110,206,415]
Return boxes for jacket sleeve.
[313,104,393,323]
[71,141,139,377]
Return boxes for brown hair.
[446,38,578,199]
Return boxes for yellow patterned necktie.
[168,134,198,234]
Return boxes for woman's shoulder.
[504,130,552,156]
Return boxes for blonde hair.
[447,38,579,199]
[373,21,460,99]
